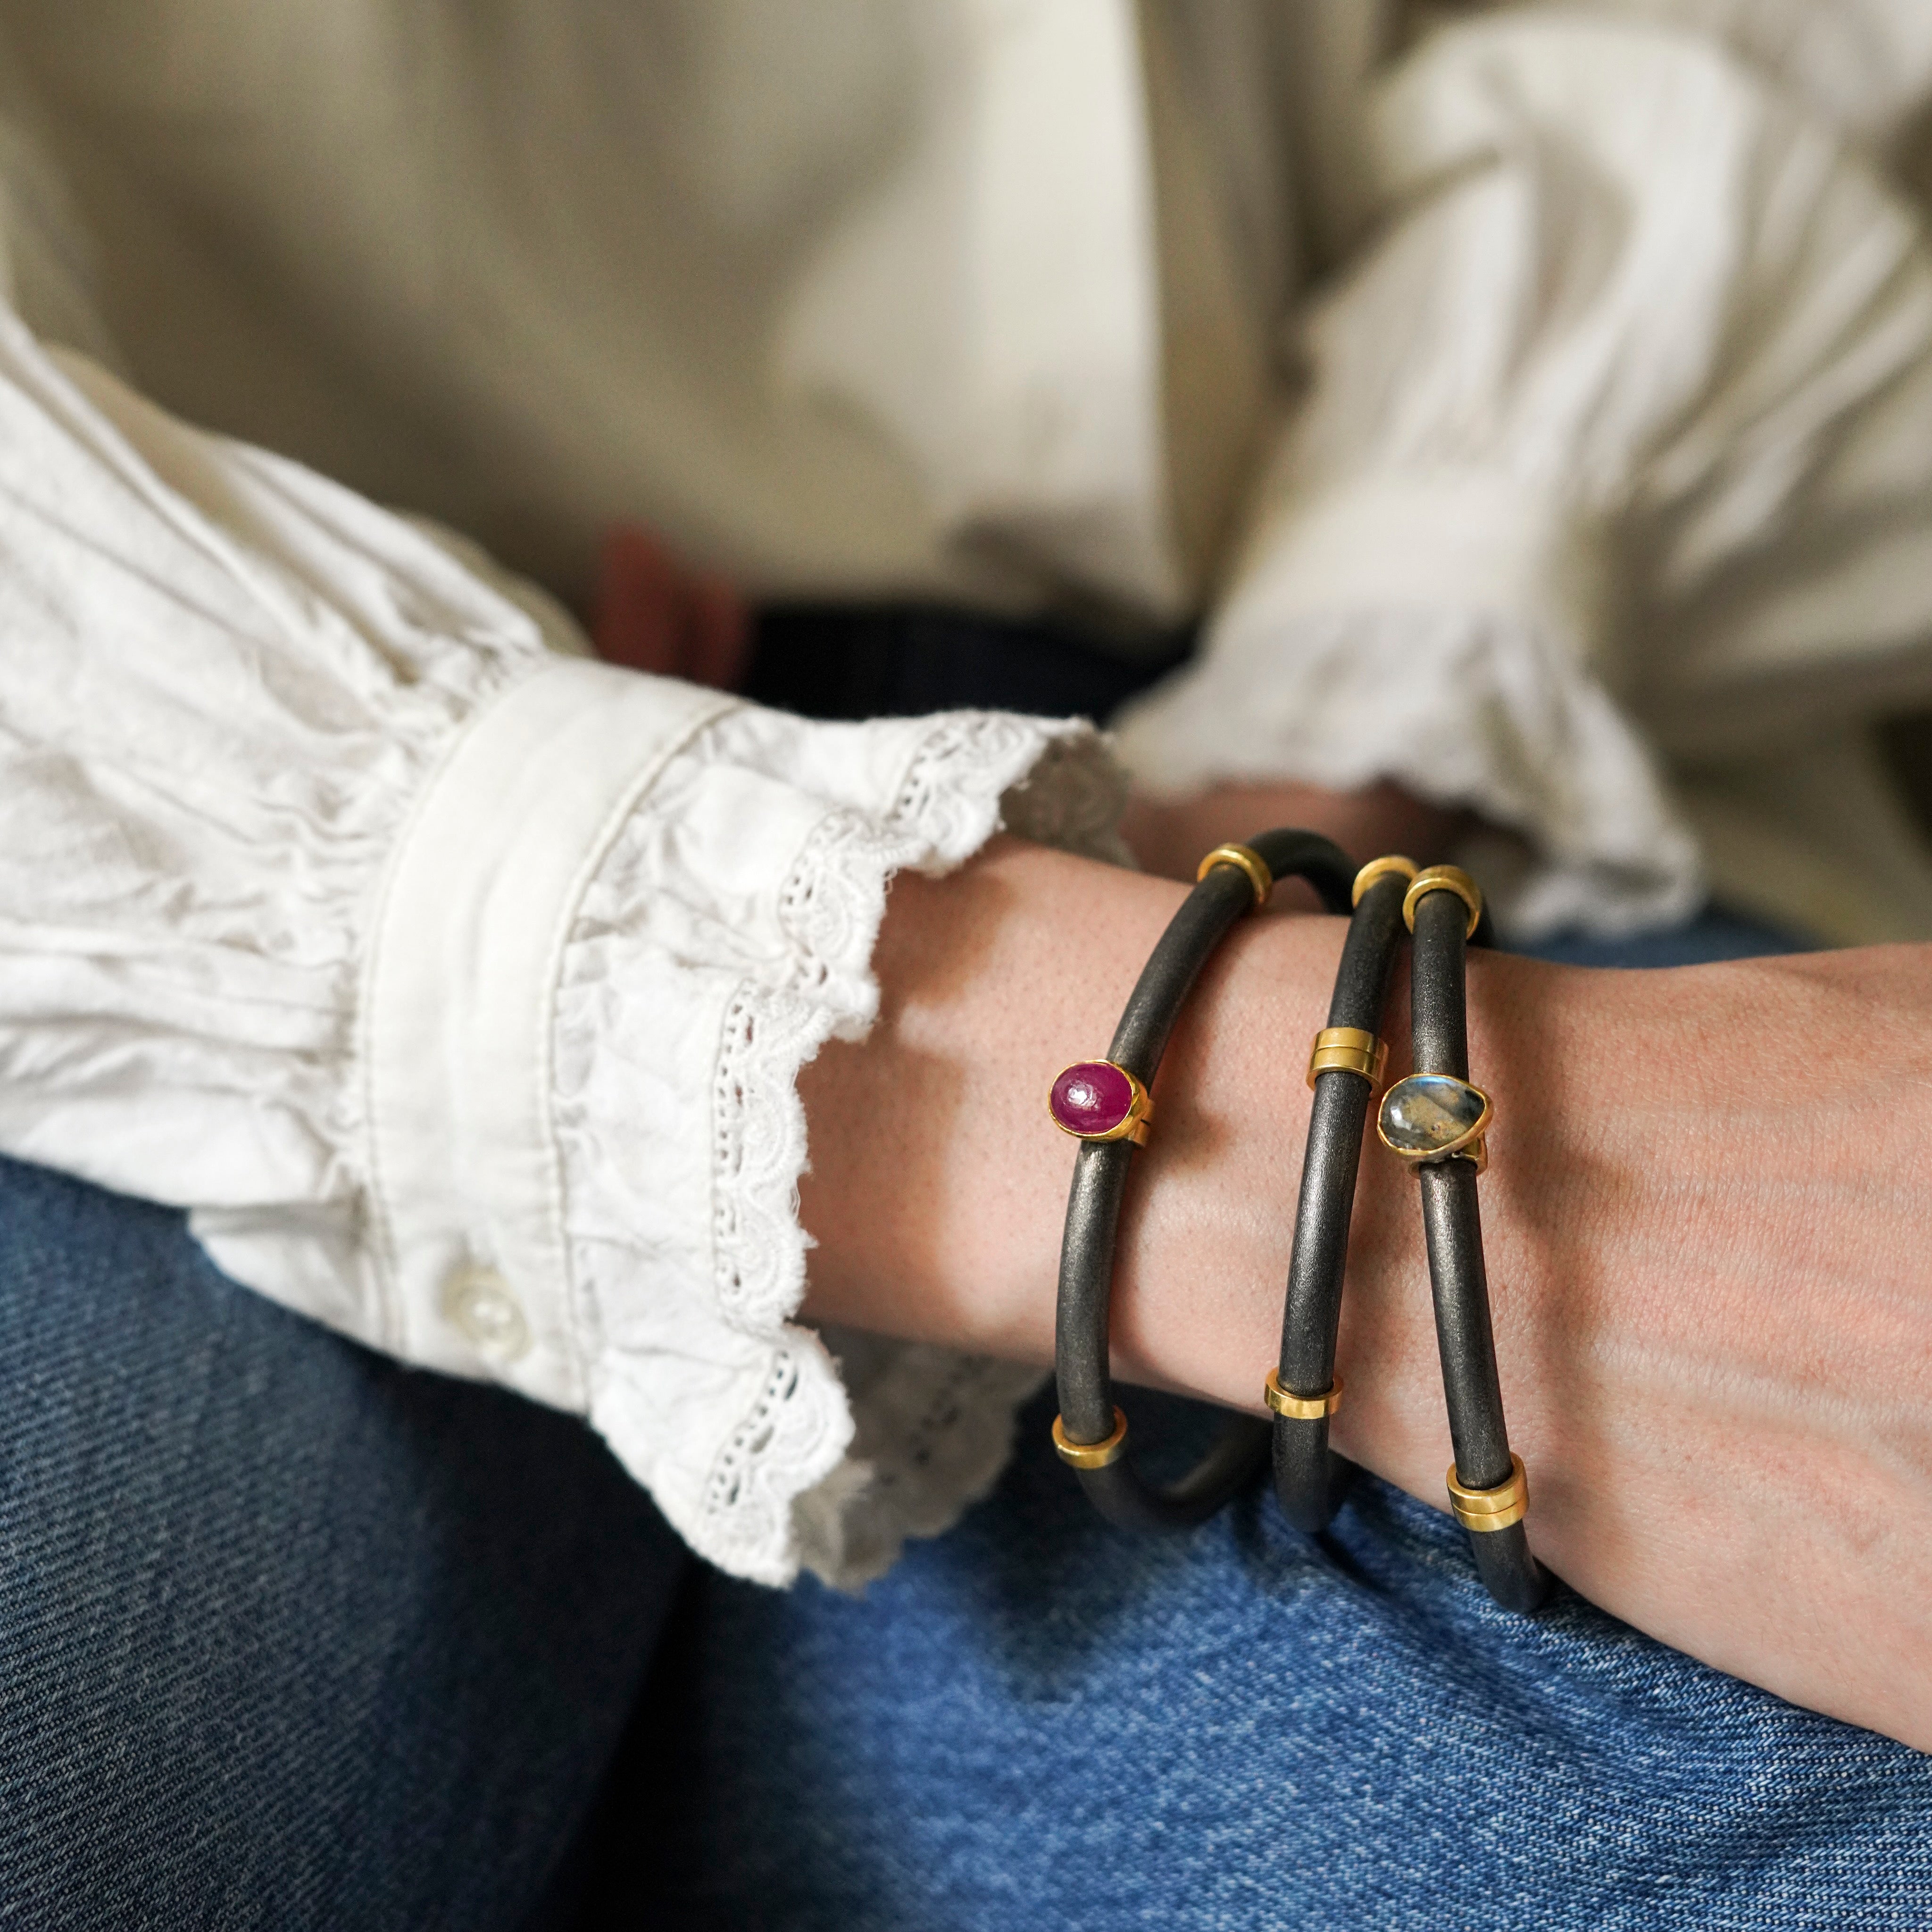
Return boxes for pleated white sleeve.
[0,305,1128,1588]
[1116,10,1932,938]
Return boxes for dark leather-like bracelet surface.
[1270,860,1409,1532]
[1402,880,1549,1611]
[1052,829,1353,1532]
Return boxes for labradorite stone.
[1379,1074,1486,1154]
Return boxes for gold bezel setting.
[1047,1060,1154,1146]
[1376,1074,1493,1167]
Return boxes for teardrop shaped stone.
[1379,1073,1487,1155]
[1050,1060,1135,1137]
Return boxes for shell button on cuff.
[441,1264,532,1363]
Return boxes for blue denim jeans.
[0,1154,684,1930]
[617,1397,1932,1932]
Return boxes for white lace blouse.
[8,0,1932,1586]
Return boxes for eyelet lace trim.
[698,715,1122,1580]
[557,704,1126,1585]
[692,1334,856,1584]
[792,1337,1049,1588]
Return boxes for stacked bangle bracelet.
[1049,830,1354,1531]
[1377,865,1549,1612]
[1048,831,1549,1609]
[1269,854,1413,1532]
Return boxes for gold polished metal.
[1264,1369,1344,1421]
[1376,1077,1493,1168]
[1047,1062,1154,1147]
[1446,1453,1529,1532]
[1307,1026,1388,1090]
[1053,1407,1130,1469]
[1351,854,1418,906]
[1196,842,1274,911]
[1403,863,1483,938]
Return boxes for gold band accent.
[1054,1407,1130,1469]
[1403,864,1483,938]
[1447,1453,1528,1532]
[1307,1026,1387,1090]
[1264,1369,1344,1421]
[1352,854,1418,906]
[1047,1063,1154,1146]
[1196,843,1273,911]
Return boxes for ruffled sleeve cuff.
[553,698,1124,1586]
[1116,7,1932,940]
[1112,467,1703,935]
[248,652,1124,1589]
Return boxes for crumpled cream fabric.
[15,1,1932,943]
[1117,7,1932,940]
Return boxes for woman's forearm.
[798,837,1932,1750]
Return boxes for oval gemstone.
[1050,1060,1136,1138]
[1379,1073,1487,1155]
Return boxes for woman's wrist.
[798,837,1932,1749]
[796,838,1329,1374]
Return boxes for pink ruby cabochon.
[1049,1060,1136,1137]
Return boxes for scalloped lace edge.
[589,713,1127,1586]
[793,1338,1050,1589]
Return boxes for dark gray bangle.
[1377,865,1549,1612]
[1269,854,1414,1532]
[1049,830,1353,1532]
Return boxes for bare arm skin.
[797,835,1932,1752]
